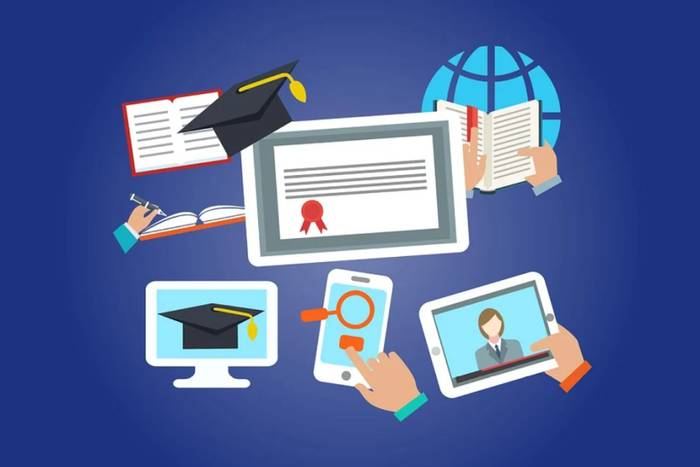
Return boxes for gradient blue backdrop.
[5,0,696,465]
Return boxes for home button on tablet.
[546,313,555,321]
[341,371,351,381]
[431,346,441,356]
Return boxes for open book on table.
[140,205,245,240]
[437,99,541,192]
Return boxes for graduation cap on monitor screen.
[160,303,263,349]
[180,60,307,156]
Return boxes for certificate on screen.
[274,135,439,239]
[241,112,468,266]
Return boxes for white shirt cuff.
[124,223,139,239]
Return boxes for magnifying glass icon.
[300,290,375,351]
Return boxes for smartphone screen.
[320,282,388,366]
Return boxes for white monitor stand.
[173,362,251,389]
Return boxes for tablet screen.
[250,121,458,256]
[273,135,439,239]
[432,281,553,386]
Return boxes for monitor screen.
[432,281,553,387]
[154,288,269,360]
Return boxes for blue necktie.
[495,344,501,360]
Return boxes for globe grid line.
[506,45,535,104]
[440,60,561,119]
[422,44,563,145]
[487,45,496,112]
[432,45,561,144]
[446,50,471,110]
[443,58,540,82]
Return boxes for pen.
[129,193,167,217]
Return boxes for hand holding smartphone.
[300,269,393,387]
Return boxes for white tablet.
[419,272,559,398]
[241,111,467,266]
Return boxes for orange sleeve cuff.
[559,361,591,393]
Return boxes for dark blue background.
[6,0,695,465]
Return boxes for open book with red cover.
[438,99,541,192]
[140,205,245,241]
[122,90,230,176]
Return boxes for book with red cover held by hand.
[122,90,231,176]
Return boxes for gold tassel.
[212,307,258,341]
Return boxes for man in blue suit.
[113,206,159,253]
[474,308,523,370]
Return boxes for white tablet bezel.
[312,269,393,387]
[419,272,559,398]
[145,281,278,368]
[241,111,467,266]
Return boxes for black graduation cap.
[180,60,307,156]
[160,303,263,349]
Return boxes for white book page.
[476,110,491,191]
[175,93,228,165]
[436,100,468,143]
[198,205,245,223]
[489,100,539,190]
[273,135,439,239]
[125,100,178,173]
[436,100,492,190]
[142,212,198,234]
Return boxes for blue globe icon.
[422,45,561,146]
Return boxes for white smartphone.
[312,269,393,387]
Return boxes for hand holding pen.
[126,194,166,234]
[129,193,167,217]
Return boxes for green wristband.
[394,393,428,422]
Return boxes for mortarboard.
[180,60,307,156]
[160,303,263,349]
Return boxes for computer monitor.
[146,281,277,388]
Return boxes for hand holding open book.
[440,99,561,195]
[463,130,559,192]
[517,142,558,187]
[463,127,488,190]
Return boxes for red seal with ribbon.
[300,200,327,234]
